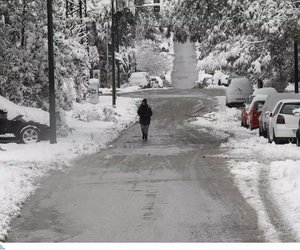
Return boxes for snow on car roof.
[263,93,300,112]
[128,72,149,87]
[253,87,277,95]
[251,94,268,101]
[129,72,148,78]
[0,95,49,125]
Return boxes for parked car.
[150,76,163,88]
[214,70,229,86]
[247,95,267,130]
[226,77,253,107]
[259,93,300,138]
[241,88,277,129]
[0,96,49,144]
[248,87,277,104]
[267,99,300,144]
[195,70,213,88]
[128,72,150,88]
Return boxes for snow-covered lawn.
[0,96,140,242]
[190,96,300,242]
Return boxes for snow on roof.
[0,95,49,125]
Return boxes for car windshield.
[280,103,300,115]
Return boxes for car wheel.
[19,126,40,144]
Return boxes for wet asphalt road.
[7,42,264,242]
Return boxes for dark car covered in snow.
[0,96,50,144]
[0,109,49,144]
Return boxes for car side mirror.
[265,111,271,118]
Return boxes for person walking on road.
[137,99,152,141]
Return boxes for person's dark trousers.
[141,124,150,140]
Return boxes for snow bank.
[0,96,140,241]
[269,161,300,241]
[190,96,300,242]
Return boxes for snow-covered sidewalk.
[189,95,300,242]
[0,96,140,242]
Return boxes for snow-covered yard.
[190,95,300,242]
[0,96,140,242]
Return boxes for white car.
[150,76,163,88]
[267,99,300,144]
[195,70,213,88]
[128,72,150,88]
[259,93,300,138]
[225,77,253,107]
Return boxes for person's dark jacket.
[138,104,152,125]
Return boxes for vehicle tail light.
[277,115,285,124]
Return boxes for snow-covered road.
[7,89,263,242]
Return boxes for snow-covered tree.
[169,0,300,90]
[135,40,172,76]
[0,0,90,111]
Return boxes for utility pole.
[295,37,299,93]
[116,0,121,88]
[47,0,56,144]
[294,1,299,94]
[111,0,116,106]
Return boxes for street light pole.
[111,0,117,107]
[47,0,57,144]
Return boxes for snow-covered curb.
[0,96,140,242]
[189,96,300,242]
